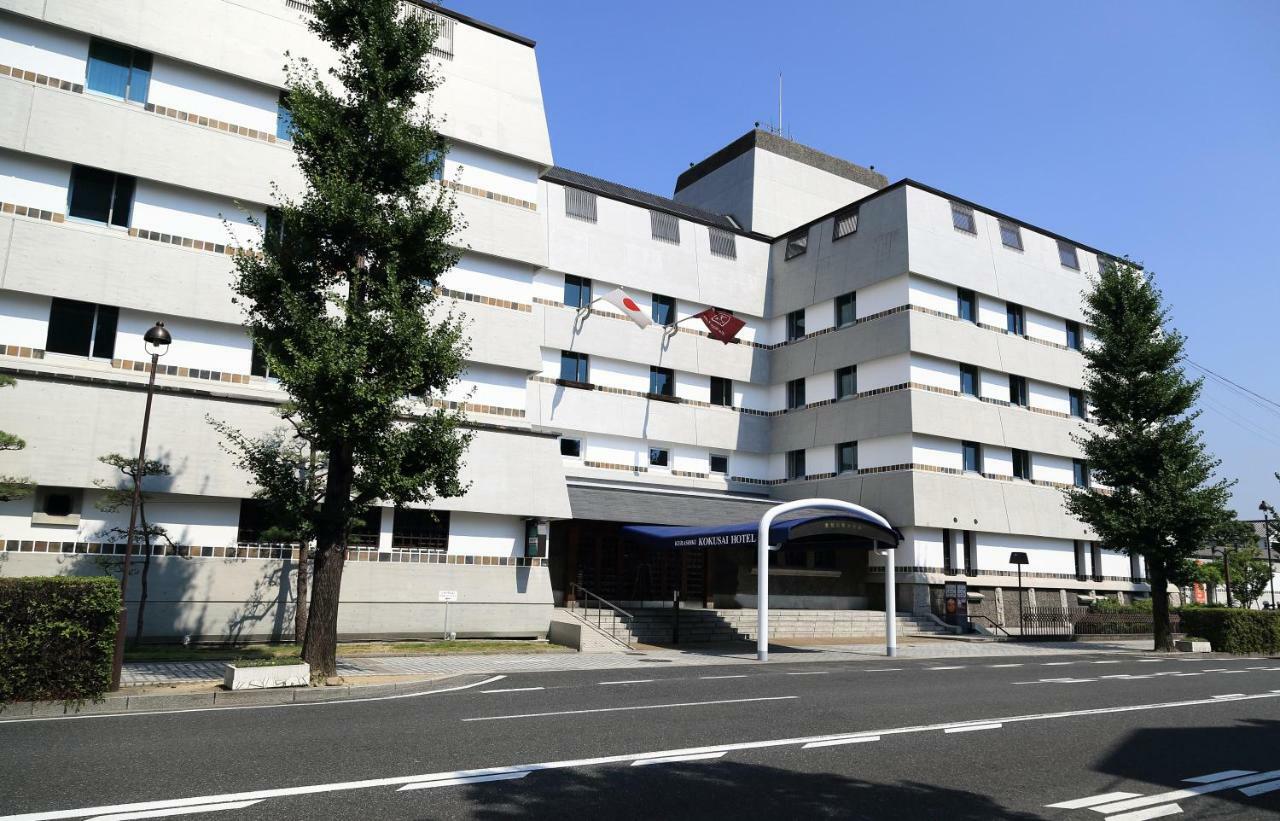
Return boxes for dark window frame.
[709,453,729,474]
[836,441,857,474]
[963,530,978,577]
[835,291,856,328]
[1006,302,1026,336]
[962,440,983,473]
[784,229,809,260]
[1066,320,1082,351]
[959,363,980,397]
[786,309,805,341]
[1058,240,1080,270]
[1009,374,1029,407]
[1090,541,1104,582]
[1069,389,1087,419]
[708,227,738,259]
[86,37,152,103]
[565,187,598,223]
[832,206,859,241]
[957,288,977,323]
[563,274,592,309]
[45,298,117,359]
[391,508,450,551]
[943,528,957,575]
[559,437,581,458]
[835,365,857,400]
[786,377,806,410]
[1074,539,1088,581]
[709,376,733,407]
[649,365,675,398]
[951,202,977,235]
[650,210,681,244]
[651,293,676,326]
[68,165,135,228]
[558,350,590,384]
[648,447,670,468]
[1012,448,1031,480]
[786,449,806,480]
[998,219,1023,250]
[1073,458,1091,488]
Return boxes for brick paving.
[121,638,1152,686]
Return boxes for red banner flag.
[695,308,745,344]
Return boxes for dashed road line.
[481,687,544,694]
[399,772,529,791]
[631,752,725,767]
[461,695,800,722]
[1046,791,1142,809]
[598,679,655,686]
[943,722,1002,734]
[699,675,748,680]
[802,735,880,749]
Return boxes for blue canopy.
[620,513,902,550]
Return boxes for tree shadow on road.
[451,759,1040,820]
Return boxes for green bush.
[1088,597,1153,614]
[1177,607,1280,654]
[0,576,120,704]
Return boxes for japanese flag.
[601,288,652,329]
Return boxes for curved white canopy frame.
[756,498,898,661]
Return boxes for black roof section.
[411,1,536,48]
[676,129,888,194]
[777,177,1127,261]
[543,166,760,237]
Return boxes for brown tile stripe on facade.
[128,227,237,256]
[443,180,537,211]
[439,288,532,313]
[111,358,252,386]
[430,398,525,419]
[0,200,65,224]
[144,102,280,144]
[2,344,45,360]
[866,565,1142,583]
[2,540,546,567]
[0,63,83,93]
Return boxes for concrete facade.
[0,1,1152,641]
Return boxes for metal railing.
[569,583,633,649]
[967,613,1014,638]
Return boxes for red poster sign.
[695,308,746,344]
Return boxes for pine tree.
[0,375,31,502]
[1064,259,1239,650]
[223,0,470,676]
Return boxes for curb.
[0,674,485,719]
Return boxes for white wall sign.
[438,590,459,602]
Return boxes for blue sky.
[451,1,1280,516]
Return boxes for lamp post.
[1010,551,1029,636]
[1262,502,1277,610]
[109,321,172,691]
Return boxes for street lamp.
[1010,551,1029,636]
[110,321,172,691]
[1262,501,1277,610]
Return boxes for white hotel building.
[0,1,1151,642]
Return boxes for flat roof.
[675,129,888,194]
[411,1,536,48]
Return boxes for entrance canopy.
[620,513,902,550]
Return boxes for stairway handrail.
[570,583,634,620]
[570,583,633,649]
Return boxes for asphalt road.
[3,651,1280,820]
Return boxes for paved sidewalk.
[121,639,1153,686]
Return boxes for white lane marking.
[943,723,1002,734]
[1183,770,1257,783]
[1137,659,1165,663]
[1088,770,1280,814]
[802,735,880,749]
[461,695,799,722]
[398,772,529,791]
[1203,668,1229,673]
[631,752,725,767]
[1043,662,1075,667]
[481,687,544,694]
[12,692,1280,821]
[1171,673,1203,677]
[865,668,902,672]
[786,671,829,676]
[599,679,655,686]
[0,675,506,725]
[1220,670,1248,674]
[1240,778,1280,797]
[927,666,964,671]
[86,801,262,821]
[1212,693,1245,699]
[990,663,1023,668]
[1105,804,1182,821]
[699,675,748,680]
[1045,791,1141,809]
[1091,660,1122,665]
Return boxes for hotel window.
[45,298,118,359]
[786,309,805,341]
[962,441,982,473]
[786,449,806,480]
[347,507,382,548]
[563,275,592,309]
[835,365,857,400]
[1066,320,1082,351]
[1058,240,1080,270]
[998,219,1023,250]
[951,202,977,234]
[1130,553,1144,583]
[709,376,733,407]
[785,228,809,260]
[709,453,729,474]
[1074,540,1088,581]
[960,363,979,397]
[786,378,806,410]
[832,206,859,240]
[648,447,669,468]
[1012,448,1031,480]
[943,529,956,575]
[1073,459,1091,488]
[235,499,284,545]
[250,341,279,379]
[559,437,581,457]
[68,166,135,227]
[963,531,978,576]
[276,92,294,141]
[957,288,976,323]
[649,366,675,397]
[835,292,856,328]
[1006,302,1026,335]
[1091,541,1104,582]
[1069,388,1087,419]
[558,351,589,384]
[836,441,858,474]
[86,38,151,103]
[651,294,676,326]
[708,227,737,259]
[1009,374,1029,407]
[565,187,597,222]
[391,508,450,551]
[650,210,680,244]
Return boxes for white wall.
[860,352,909,392]
[113,309,252,373]
[859,275,908,318]
[859,433,912,468]
[975,532,1077,576]
[913,434,962,471]
[0,490,239,545]
[446,511,522,557]
[446,142,539,204]
[0,289,50,348]
[1032,452,1075,485]
[1028,380,1070,415]
[131,179,263,247]
[148,56,280,134]
[908,275,956,316]
[976,294,1005,328]
[0,13,87,82]
[445,363,527,408]
[1025,306,1066,346]
[979,368,1010,402]
[440,252,534,304]
[910,353,960,392]
[0,148,69,212]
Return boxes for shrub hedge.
[0,576,120,704]
[1176,607,1280,655]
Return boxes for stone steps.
[570,608,948,645]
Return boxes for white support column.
[885,547,897,657]
[378,506,395,552]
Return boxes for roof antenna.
[778,72,783,139]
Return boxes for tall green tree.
[1063,259,1239,651]
[1,374,31,501]
[222,0,470,676]
[94,453,173,646]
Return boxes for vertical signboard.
[944,581,969,628]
